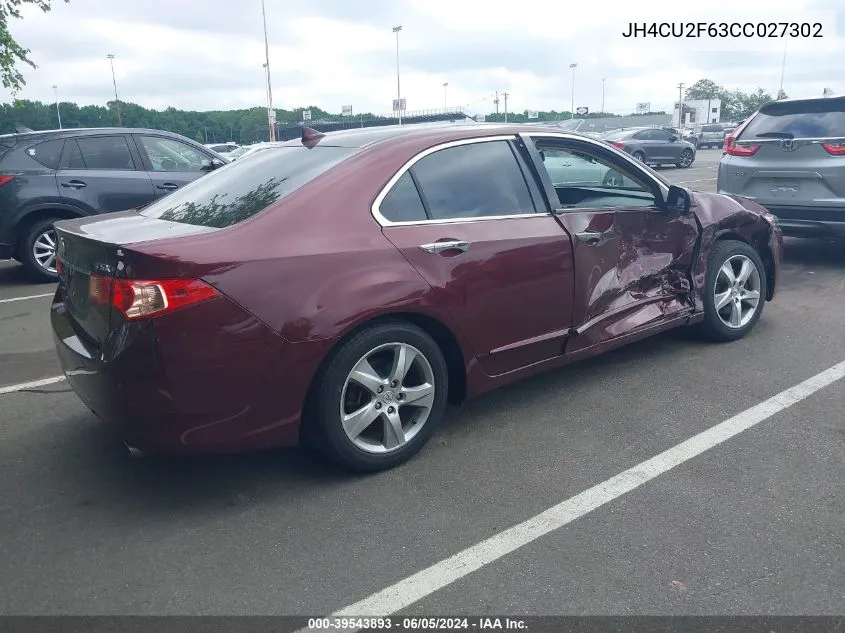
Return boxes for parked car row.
[596,127,697,168]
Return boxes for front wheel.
[677,149,694,168]
[697,240,767,342]
[309,322,449,471]
[20,218,60,283]
[632,151,645,162]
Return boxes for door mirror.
[669,135,678,142]
[201,158,225,171]
[666,185,692,214]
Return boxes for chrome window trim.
[521,131,671,197]
[371,135,546,227]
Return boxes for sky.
[6,0,844,117]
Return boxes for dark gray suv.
[0,128,227,281]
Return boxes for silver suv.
[717,96,845,238]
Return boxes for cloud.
[5,0,843,116]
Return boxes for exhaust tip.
[124,442,145,458]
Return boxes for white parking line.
[305,359,845,630]
[0,375,66,395]
[0,292,54,304]
[675,177,717,184]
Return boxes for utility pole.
[52,85,62,129]
[393,26,403,125]
[569,63,577,119]
[779,37,788,99]
[502,92,509,123]
[676,82,685,128]
[106,54,122,126]
[261,0,275,141]
[494,91,500,116]
[601,78,606,114]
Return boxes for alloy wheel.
[340,342,436,453]
[32,229,58,274]
[713,254,761,329]
[604,172,623,187]
[680,150,694,167]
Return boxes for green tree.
[776,89,788,100]
[1,0,69,92]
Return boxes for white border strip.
[0,375,66,395]
[304,359,845,630]
[0,292,55,304]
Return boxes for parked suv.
[717,96,845,238]
[0,128,227,281]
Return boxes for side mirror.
[669,135,678,142]
[201,158,225,171]
[666,185,692,214]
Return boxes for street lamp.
[443,82,448,110]
[393,25,403,125]
[52,85,62,129]
[106,54,122,126]
[778,37,788,99]
[676,82,685,128]
[569,63,577,119]
[601,78,605,114]
[261,0,275,141]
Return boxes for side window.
[380,172,428,222]
[75,136,136,170]
[534,140,659,209]
[139,136,208,172]
[65,140,86,169]
[27,138,64,169]
[652,129,673,141]
[410,140,535,220]
[632,130,651,140]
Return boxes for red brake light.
[0,175,14,186]
[610,141,625,149]
[821,142,845,155]
[88,274,219,320]
[724,134,760,157]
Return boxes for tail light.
[724,134,760,157]
[0,175,14,186]
[88,274,219,320]
[821,142,845,156]
[610,141,625,149]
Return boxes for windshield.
[139,145,358,228]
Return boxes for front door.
[524,134,698,353]
[377,137,576,377]
[56,135,156,214]
[133,135,217,198]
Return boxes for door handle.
[419,240,471,255]
[156,183,179,191]
[574,229,603,245]
[61,180,86,189]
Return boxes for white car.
[204,142,242,160]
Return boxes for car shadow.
[783,236,845,268]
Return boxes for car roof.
[0,127,196,143]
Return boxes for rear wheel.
[309,322,449,471]
[697,240,767,342]
[632,150,645,162]
[20,218,60,283]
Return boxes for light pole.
[261,0,275,141]
[393,25,403,125]
[676,82,685,128]
[443,82,448,110]
[778,37,788,99]
[52,85,62,129]
[601,78,605,114]
[106,54,122,126]
[569,63,577,118]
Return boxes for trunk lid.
[55,211,219,351]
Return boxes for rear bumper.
[50,291,331,455]
[761,205,845,238]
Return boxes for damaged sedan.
[50,124,782,471]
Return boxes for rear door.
[523,134,698,354]
[719,98,845,213]
[133,134,218,197]
[377,136,576,377]
[56,134,156,214]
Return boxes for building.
[673,99,721,127]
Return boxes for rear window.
[26,138,64,169]
[740,99,845,139]
[139,145,358,228]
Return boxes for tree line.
[683,78,786,121]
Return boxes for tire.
[677,148,694,168]
[632,151,645,162]
[602,170,624,187]
[19,218,60,283]
[309,321,449,471]
[697,240,767,342]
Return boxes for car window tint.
[380,172,427,222]
[534,141,658,209]
[75,136,135,170]
[139,145,358,228]
[632,130,650,140]
[652,129,672,141]
[411,140,535,220]
[140,136,208,172]
[26,138,64,169]
[740,99,845,139]
[65,139,86,169]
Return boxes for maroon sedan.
[50,124,783,471]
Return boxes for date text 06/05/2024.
[306,617,529,630]
[622,22,823,38]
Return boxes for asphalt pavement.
[0,149,842,618]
